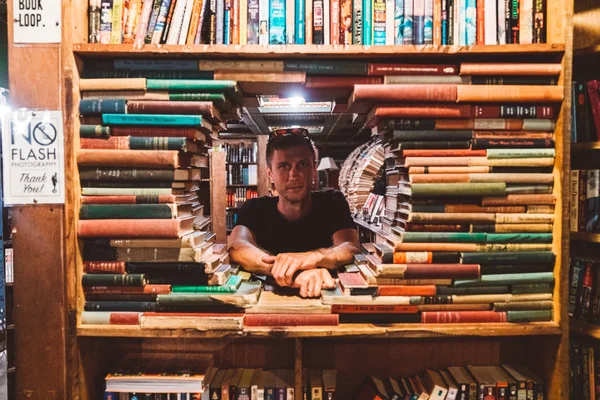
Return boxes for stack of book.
[88,0,547,46]
[334,60,564,324]
[339,140,385,214]
[76,74,251,323]
[358,364,545,399]
[570,339,600,400]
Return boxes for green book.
[511,283,553,294]
[80,124,111,138]
[436,286,510,295]
[400,232,552,244]
[81,187,175,196]
[128,137,188,151]
[407,183,506,197]
[505,184,553,194]
[102,114,204,127]
[460,251,555,265]
[81,273,146,287]
[486,149,556,159]
[78,167,176,182]
[506,309,553,322]
[157,281,262,306]
[168,93,229,109]
[79,204,175,220]
[148,79,242,103]
[453,272,554,287]
[172,275,243,293]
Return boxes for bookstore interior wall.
[4,0,579,398]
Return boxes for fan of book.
[101,353,546,399]
[88,0,547,46]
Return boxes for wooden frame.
[5,0,574,398]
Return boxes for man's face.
[268,146,316,203]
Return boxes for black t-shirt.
[235,190,355,255]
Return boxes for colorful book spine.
[353,0,363,43]
[331,0,340,44]
[362,0,373,44]
[151,0,174,44]
[424,0,433,44]
[373,0,387,45]
[247,0,260,43]
[99,0,114,44]
[465,0,476,44]
[89,0,101,43]
[101,114,204,127]
[224,0,232,44]
[441,0,448,44]
[144,0,162,44]
[270,0,287,43]
[259,0,270,43]
[533,0,545,43]
[394,0,404,44]
[403,0,414,44]
[413,0,424,44]
[313,0,324,44]
[296,0,306,43]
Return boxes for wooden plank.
[294,339,302,400]
[257,135,270,197]
[573,0,600,50]
[72,44,566,58]
[211,151,227,242]
[571,232,600,242]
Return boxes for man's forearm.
[313,242,361,270]
[228,239,273,276]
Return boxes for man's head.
[266,132,317,203]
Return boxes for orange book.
[349,84,458,113]
[77,149,179,168]
[376,285,437,296]
[81,137,130,150]
[481,194,556,206]
[306,76,383,88]
[408,166,491,174]
[456,85,564,103]
[331,304,420,313]
[459,63,562,76]
[473,131,554,139]
[84,261,127,274]
[394,243,479,252]
[186,0,205,44]
[401,149,486,157]
[393,252,433,263]
[78,217,194,238]
[366,104,473,126]
[79,78,147,91]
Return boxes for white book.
[497,0,507,44]
[178,0,196,44]
[484,0,497,44]
[216,0,225,43]
[287,0,296,43]
[259,0,270,44]
[453,0,461,45]
[520,0,533,43]
[324,0,331,44]
[386,0,395,44]
[166,0,188,44]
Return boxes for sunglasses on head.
[268,127,310,141]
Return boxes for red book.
[476,0,485,44]
[376,285,437,296]
[332,304,419,314]
[81,137,130,150]
[105,312,142,325]
[83,285,172,295]
[399,149,487,157]
[367,63,458,75]
[586,80,600,140]
[78,218,194,238]
[349,84,458,113]
[84,261,126,274]
[421,311,507,323]
[244,314,339,326]
[306,76,383,88]
[330,0,340,44]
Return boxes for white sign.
[12,0,61,43]
[2,110,65,205]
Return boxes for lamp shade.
[317,157,339,171]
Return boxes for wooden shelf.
[72,44,565,58]
[571,232,600,242]
[574,45,600,57]
[227,162,257,165]
[570,319,600,339]
[77,322,561,339]
[572,142,600,151]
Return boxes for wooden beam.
[210,152,227,242]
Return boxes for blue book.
[465,0,476,45]
[101,114,204,127]
[458,0,466,45]
[224,1,231,45]
[424,0,433,44]
[402,0,413,44]
[113,59,198,71]
[373,0,387,45]
[295,0,306,43]
[441,0,447,44]
[362,0,373,44]
[79,99,126,115]
[270,0,286,44]
[394,0,404,44]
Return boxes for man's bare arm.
[227,225,273,276]
[267,228,361,286]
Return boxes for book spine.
[128,137,187,150]
[413,0,424,44]
[433,0,442,44]
[484,0,496,44]
[313,0,324,44]
[78,219,183,238]
[296,0,306,43]
[331,0,340,44]
[82,273,146,286]
[102,113,202,126]
[519,0,532,43]
[84,261,127,274]
[306,0,313,43]
[80,99,127,115]
[160,0,178,43]
[270,0,287,43]
[394,0,404,44]
[89,0,102,43]
[144,0,163,43]
[353,0,363,43]
[373,0,387,44]
[81,311,142,325]
[80,204,175,220]
[80,194,177,204]
[475,0,483,44]
[421,311,507,323]
[224,0,231,44]
[385,0,394,44]
[472,138,555,149]
[324,0,331,43]
[248,0,260,43]
[244,314,339,326]
[99,0,114,44]
[363,0,373,44]
[80,125,112,139]
[533,0,545,43]
[80,137,130,150]
[424,0,433,44]
[232,0,240,44]
[151,0,174,43]
[85,301,157,312]
[447,0,453,44]
[510,0,519,43]
[187,0,205,44]
[259,0,270,43]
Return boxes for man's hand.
[292,269,336,298]
[263,251,324,287]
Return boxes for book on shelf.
[88,0,547,45]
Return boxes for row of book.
[358,364,545,400]
[571,339,600,400]
[570,170,600,234]
[88,0,547,46]
[226,209,239,231]
[77,76,245,319]
[227,188,258,207]
[224,142,258,163]
[227,164,258,186]
[569,258,600,323]
[572,80,600,143]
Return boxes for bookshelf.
[7,0,574,398]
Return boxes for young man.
[228,129,361,298]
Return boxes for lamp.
[317,157,339,171]
[317,157,339,189]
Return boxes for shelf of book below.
[72,44,566,58]
[570,319,600,340]
[570,232,600,243]
[572,142,600,151]
[76,322,561,339]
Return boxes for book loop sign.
[2,110,65,205]
[12,0,61,43]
